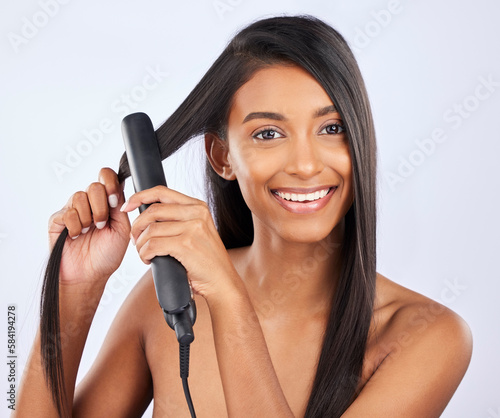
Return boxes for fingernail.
[120,200,129,212]
[130,234,136,246]
[109,194,118,208]
[95,221,107,229]
[81,227,90,234]
[71,235,80,240]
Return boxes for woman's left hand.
[121,185,241,299]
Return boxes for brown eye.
[253,129,284,140]
[321,123,346,135]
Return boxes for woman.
[15,15,472,417]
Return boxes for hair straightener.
[122,112,197,417]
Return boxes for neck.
[238,219,344,324]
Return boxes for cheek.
[228,145,282,215]
[342,156,354,204]
[340,152,353,185]
[228,142,251,178]
[328,145,353,196]
[326,142,352,175]
[230,143,275,184]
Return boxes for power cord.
[164,302,197,417]
[180,343,196,418]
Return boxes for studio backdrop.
[2,0,499,416]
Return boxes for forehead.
[229,64,334,119]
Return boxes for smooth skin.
[15,65,472,417]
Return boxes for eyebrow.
[242,104,338,124]
[314,104,338,118]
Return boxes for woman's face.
[222,64,353,243]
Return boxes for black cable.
[180,343,196,418]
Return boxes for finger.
[99,167,131,231]
[63,207,83,239]
[134,220,186,251]
[86,182,109,229]
[130,202,209,243]
[120,185,202,213]
[98,167,121,209]
[136,236,180,265]
[48,209,68,236]
[71,191,92,233]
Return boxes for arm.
[14,167,148,416]
[342,306,473,417]
[72,271,153,416]
[15,283,104,417]
[15,272,154,417]
[206,278,295,417]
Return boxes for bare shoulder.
[372,272,473,352]
[346,273,473,417]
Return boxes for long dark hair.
[41,15,377,417]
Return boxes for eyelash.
[252,123,346,140]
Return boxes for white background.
[2,0,499,416]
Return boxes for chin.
[281,223,340,245]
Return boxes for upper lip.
[271,185,336,194]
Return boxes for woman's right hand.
[48,167,131,287]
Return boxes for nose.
[283,135,325,178]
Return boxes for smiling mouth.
[271,187,336,203]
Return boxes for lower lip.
[271,187,337,214]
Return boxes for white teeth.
[275,188,330,202]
